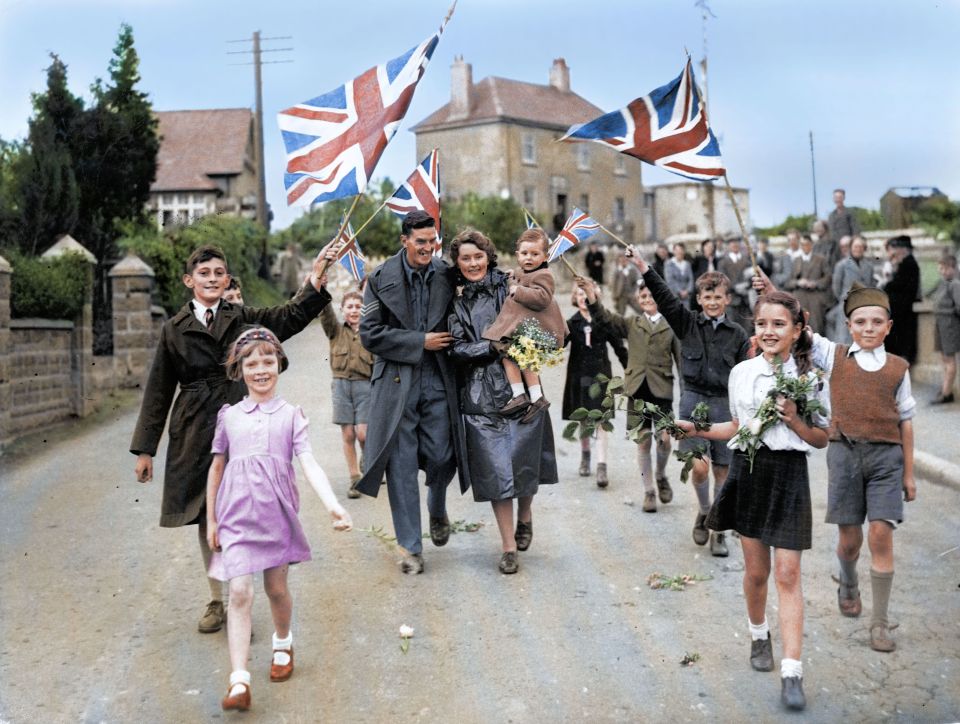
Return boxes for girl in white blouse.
[677,291,830,712]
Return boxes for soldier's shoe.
[198,600,226,633]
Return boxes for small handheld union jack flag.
[522,207,541,230]
[560,57,724,182]
[334,215,366,282]
[548,207,600,263]
[384,149,441,237]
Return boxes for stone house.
[411,58,644,241]
[648,182,750,242]
[880,186,946,229]
[148,108,259,229]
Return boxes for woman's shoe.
[515,520,533,551]
[578,450,591,477]
[596,463,609,488]
[931,392,955,405]
[221,682,251,711]
[498,551,519,574]
[270,646,294,682]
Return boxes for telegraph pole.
[695,0,717,237]
[809,130,818,218]
[228,32,292,277]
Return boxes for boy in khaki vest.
[806,284,916,652]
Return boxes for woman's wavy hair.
[224,326,289,381]
[449,228,498,279]
[753,291,813,374]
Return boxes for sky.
[1,0,957,232]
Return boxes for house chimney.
[549,58,570,93]
[450,55,472,120]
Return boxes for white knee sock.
[637,443,654,493]
[595,428,608,464]
[529,384,543,402]
[693,479,711,514]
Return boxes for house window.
[686,187,699,201]
[523,186,536,206]
[686,224,698,233]
[579,194,589,211]
[614,155,627,175]
[614,197,625,223]
[576,144,590,171]
[521,133,536,165]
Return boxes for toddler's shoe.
[270,646,294,682]
[519,397,550,424]
[221,682,251,711]
[500,393,531,416]
[198,600,226,633]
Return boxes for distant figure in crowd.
[223,277,244,306]
[812,219,838,268]
[774,228,803,288]
[563,280,627,487]
[665,242,694,308]
[585,241,606,286]
[651,243,671,279]
[929,254,960,404]
[882,235,920,365]
[718,238,751,330]
[828,188,861,250]
[276,243,303,299]
[612,252,643,316]
[208,328,351,712]
[319,289,374,498]
[827,236,874,343]
[784,234,831,333]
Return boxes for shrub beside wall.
[5,249,89,319]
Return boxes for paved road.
[2,319,958,723]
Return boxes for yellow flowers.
[506,318,563,373]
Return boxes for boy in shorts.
[626,247,751,556]
[811,284,916,651]
[319,290,374,498]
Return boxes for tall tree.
[16,54,83,255]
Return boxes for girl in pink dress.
[206,327,352,712]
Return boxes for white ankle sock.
[228,669,250,696]
[780,658,803,679]
[272,631,293,664]
[510,383,525,397]
[748,618,769,641]
[529,384,543,402]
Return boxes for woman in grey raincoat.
[447,229,559,575]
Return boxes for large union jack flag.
[548,207,600,262]
[560,57,724,182]
[278,9,453,207]
[384,149,441,235]
[334,215,366,281]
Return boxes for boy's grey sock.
[693,479,711,514]
[870,569,894,626]
[838,554,859,590]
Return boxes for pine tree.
[16,54,83,255]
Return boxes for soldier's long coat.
[130,283,331,527]
[354,252,463,497]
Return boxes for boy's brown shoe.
[837,587,862,618]
[870,623,896,652]
[500,393,530,416]
[198,600,226,633]
[656,475,673,504]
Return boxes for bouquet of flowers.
[730,357,826,472]
[506,318,564,373]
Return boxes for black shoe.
[709,531,729,557]
[781,676,806,710]
[578,452,591,477]
[596,463,609,488]
[931,393,955,405]
[498,551,519,574]
[515,520,533,551]
[750,633,774,672]
[429,515,451,547]
[692,513,709,546]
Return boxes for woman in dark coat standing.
[562,281,628,488]
[448,230,559,574]
[883,235,920,364]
